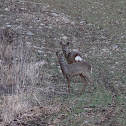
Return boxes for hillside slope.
[0,0,125,125]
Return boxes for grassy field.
[36,0,126,35]
[0,0,126,125]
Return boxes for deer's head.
[60,41,70,54]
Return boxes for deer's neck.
[59,58,68,76]
[64,49,70,59]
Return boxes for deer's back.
[67,61,91,75]
[67,51,82,64]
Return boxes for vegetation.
[0,0,125,125]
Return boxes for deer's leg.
[87,76,92,83]
[85,74,93,92]
[80,75,87,94]
[74,76,79,83]
[67,78,71,93]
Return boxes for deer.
[60,41,86,82]
[56,51,92,94]
[60,41,83,64]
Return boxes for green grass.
[38,0,126,125]
[48,85,114,125]
[36,0,126,125]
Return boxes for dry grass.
[0,27,47,125]
[1,94,29,124]
[0,25,57,125]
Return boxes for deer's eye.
[63,49,66,53]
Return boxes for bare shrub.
[0,27,18,61]
[1,94,30,124]
[0,27,45,124]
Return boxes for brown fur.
[60,41,82,64]
[56,51,92,94]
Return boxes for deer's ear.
[67,42,70,45]
[60,41,63,45]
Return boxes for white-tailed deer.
[60,41,83,64]
[56,51,92,94]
